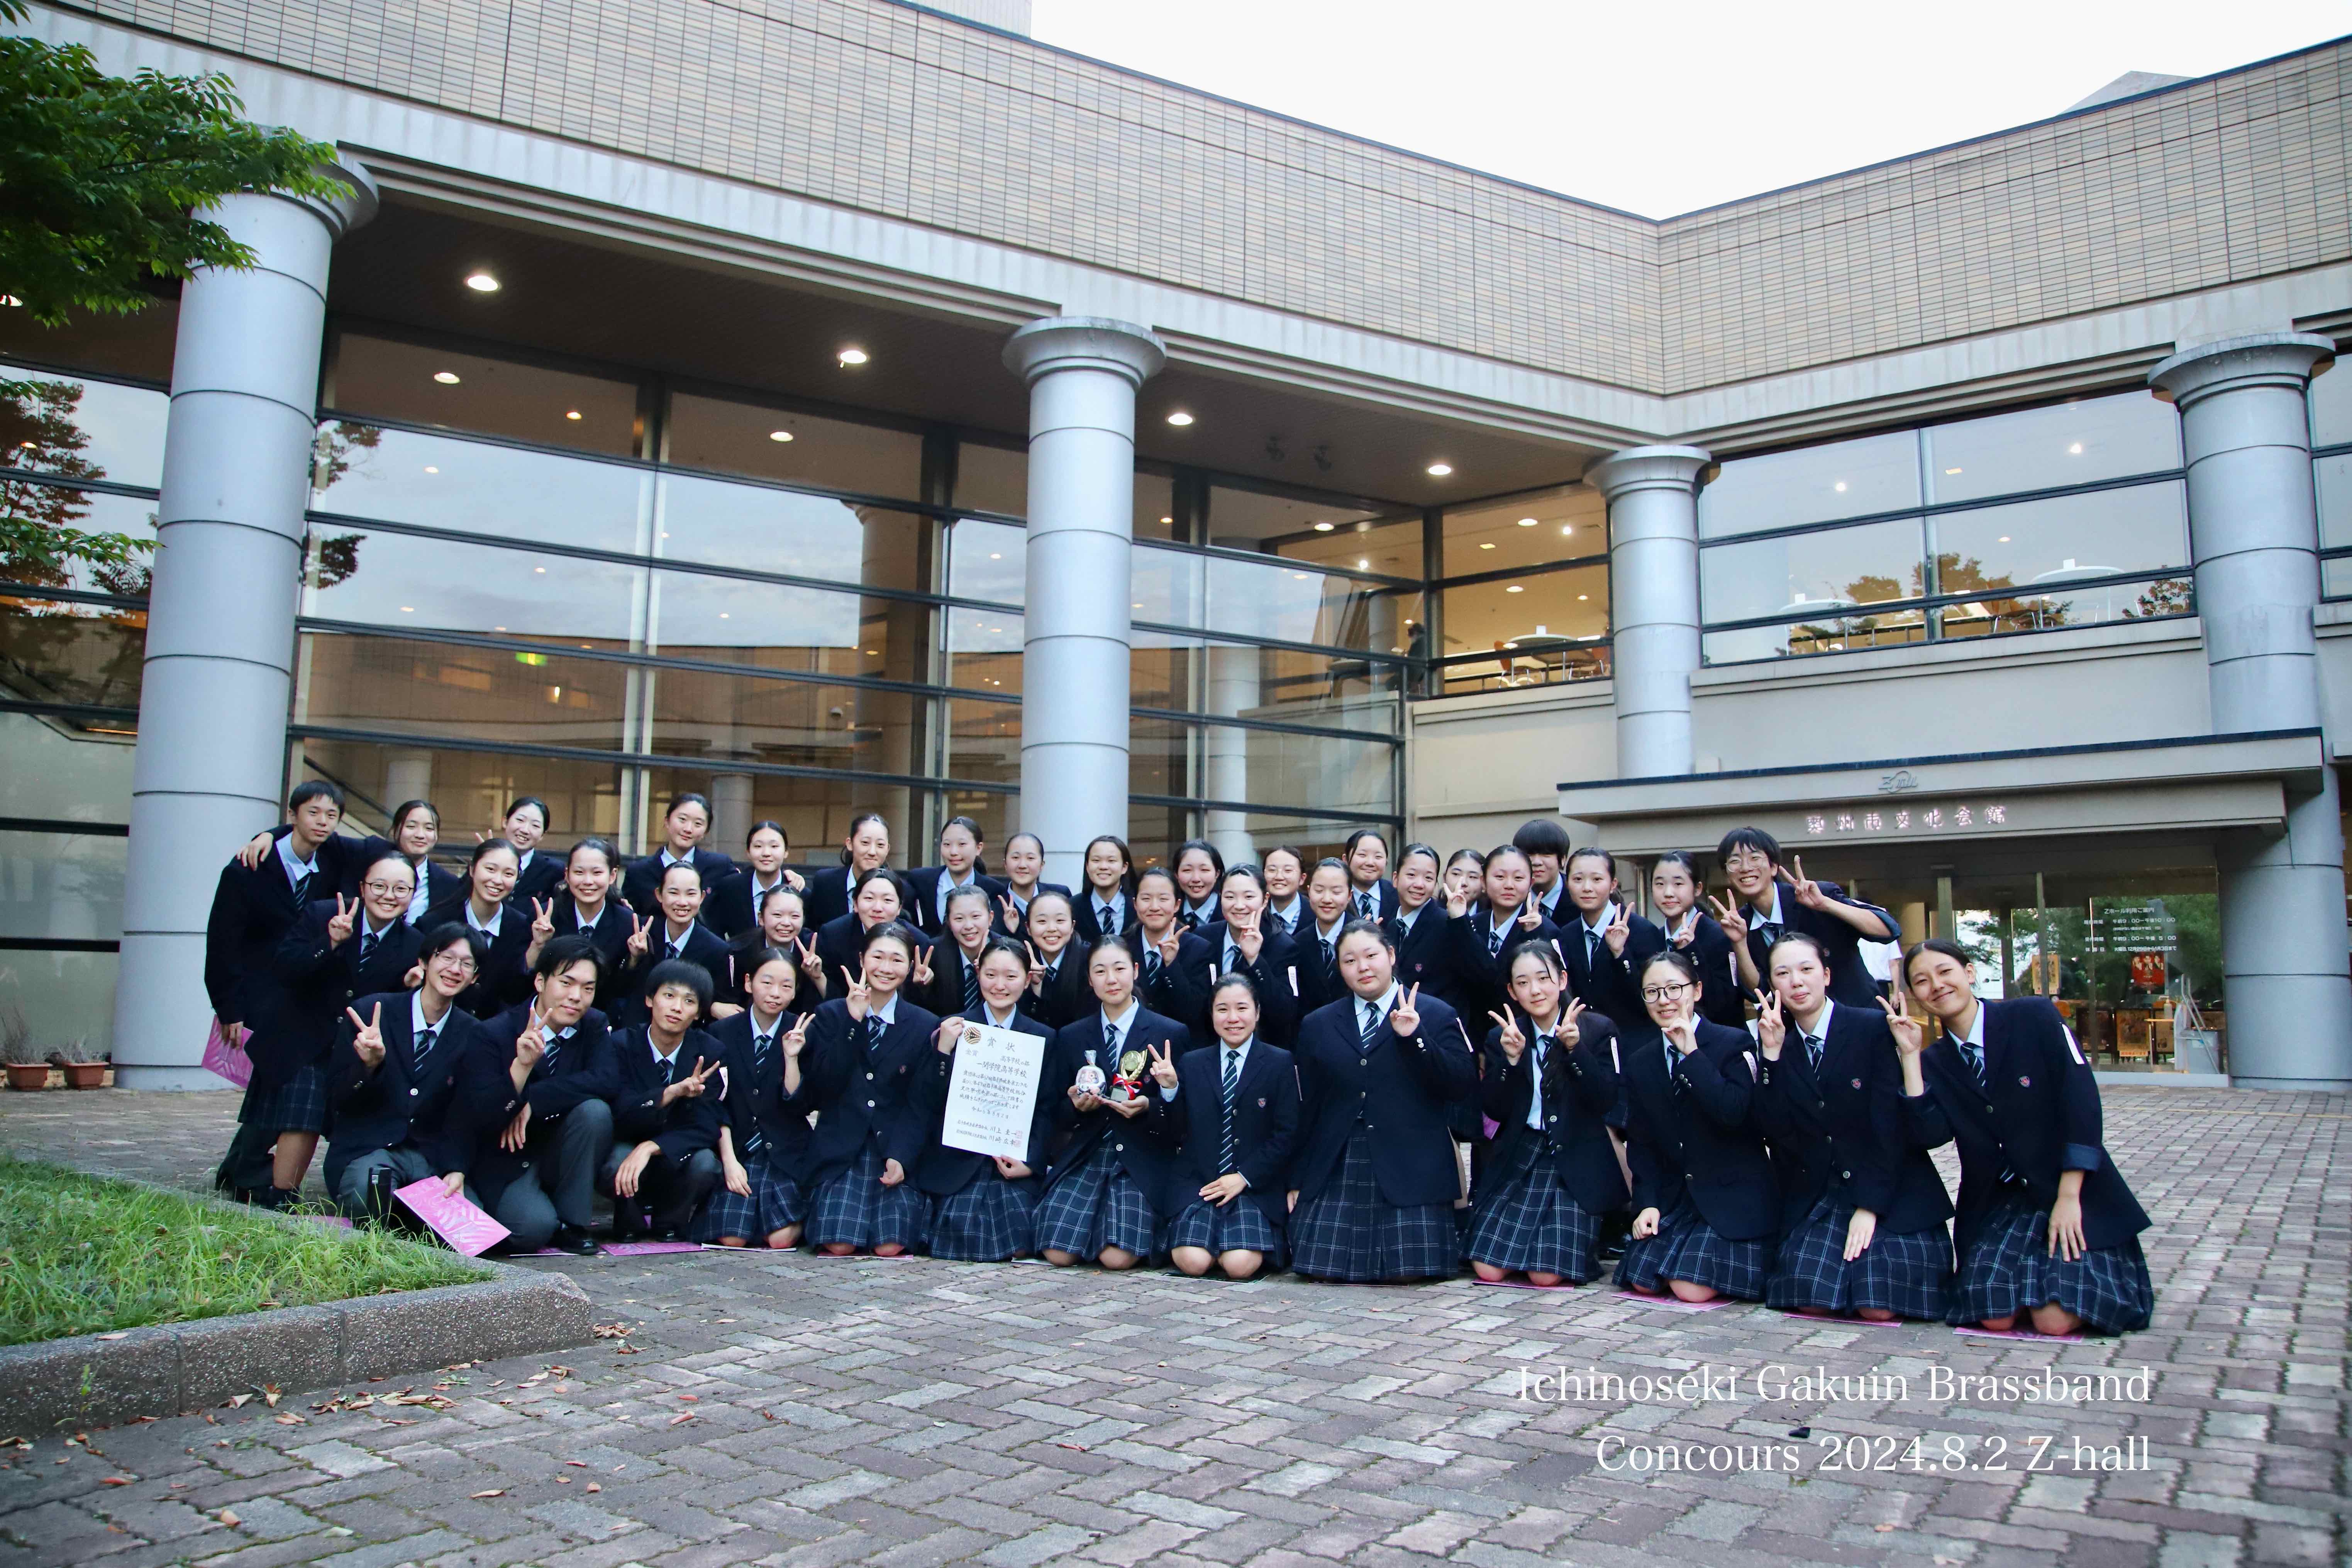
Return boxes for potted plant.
[49,1037,108,1089]
[1,999,46,1090]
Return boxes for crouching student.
[1037,937,1190,1270]
[702,947,813,1249]
[800,923,939,1256]
[915,936,1056,1261]
[1617,949,1779,1303]
[1754,933,1952,1321]
[1896,939,2154,1336]
[1468,942,1623,1287]
[601,959,725,1241]
[1157,971,1298,1280]
[461,937,615,1255]
[323,924,488,1224]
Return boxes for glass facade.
[1696,392,2194,663]
[1432,484,1611,693]
[2315,366,2352,600]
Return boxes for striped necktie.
[1358,1001,1383,1053]
[961,958,981,1012]
[1219,1047,1241,1174]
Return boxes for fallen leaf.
[1875,1525,1896,1534]
[94,1332,128,1342]
[668,1413,695,1426]
[470,1488,505,1498]
[590,1323,632,1339]
[585,1482,602,1493]
[676,1394,698,1402]
[1056,1443,1087,1451]
[224,1395,249,1409]
[273,1414,306,1426]
[556,1476,571,1484]
[99,1476,131,1486]
[261,1387,281,1408]
[549,1365,571,1376]
[762,1410,774,1421]
[216,1509,241,1527]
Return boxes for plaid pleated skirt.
[806,1144,931,1251]
[928,1170,1039,1261]
[237,1061,329,1135]
[1166,1195,1285,1264]
[1035,1144,1159,1260]
[1766,1193,1952,1319]
[1616,1196,1770,1300]
[696,1148,807,1243]
[1288,1129,1459,1283]
[1949,1189,2154,1334]
[1465,1136,1601,1282]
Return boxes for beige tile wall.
[80,0,2349,395]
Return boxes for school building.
[2,2,2347,1089]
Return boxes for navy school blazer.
[1041,1006,1192,1201]
[1341,880,1400,924]
[1135,928,1211,1037]
[812,913,935,1002]
[1739,881,1896,1009]
[1902,996,2149,1257]
[1617,1018,1779,1241]
[1071,892,1140,949]
[1150,1038,1300,1234]
[1557,905,1667,1034]
[796,995,941,1190]
[1753,1000,1953,1236]
[1477,1011,1627,1218]
[1386,905,1459,1009]
[1184,923,1302,1046]
[1017,942,1096,1032]
[203,834,366,1029]
[1288,991,1477,1209]
[260,824,463,914]
[258,902,423,1093]
[1288,920,1354,1017]
[505,848,565,909]
[706,1006,814,1171]
[324,993,484,1190]
[704,870,800,942]
[901,867,1012,939]
[612,919,734,1028]
[1446,905,1565,1028]
[1666,910,1750,1029]
[604,1023,726,1165]
[456,1002,617,1214]
[420,896,534,1020]
[619,848,739,924]
[798,865,861,931]
[548,899,635,1000]
[911,1008,1056,1197]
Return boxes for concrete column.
[1003,317,1166,887]
[2150,332,2350,1090]
[708,772,754,856]
[383,749,434,814]
[1584,445,1710,779]
[114,164,378,1089]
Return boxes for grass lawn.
[0,1158,489,1347]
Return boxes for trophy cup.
[1108,1047,1149,1103]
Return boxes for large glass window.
[1442,485,1601,573]
[1,366,169,491]
[1203,485,1379,551]
[331,334,640,456]
[664,392,923,498]
[2318,370,2352,601]
[1430,484,1611,695]
[1698,392,2192,663]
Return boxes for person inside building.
[916,935,1056,1262]
[1157,970,1298,1281]
[1467,941,1623,1287]
[426,837,534,1019]
[707,820,803,940]
[1651,850,1747,1028]
[1557,846,1664,1029]
[1036,936,1189,1270]
[905,815,1005,939]
[1896,938,2154,1337]
[1171,839,1224,930]
[621,794,736,919]
[700,945,813,1251]
[324,922,488,1225]
[1286,920,1473,1283]
[1019,889,1093,1031]
[802,812,893,929]
[1710,827,1896,1007]
[798,922,939,1256]
[461,936,615,1256]
[1755,932,1953,1322]
[599,958,725,1242]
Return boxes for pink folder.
[393,1178,511,1256]
[202,1019,252,1088]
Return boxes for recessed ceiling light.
[769,430,794,442]
[464,271,500,293]
[1561,524,1574,536]
[1517,517,1539,527]
[1577,593,1590,601]
[399,605,414,612]
[1357,559,1370,570]
[1166,411,1195,427]
[1159,516,1173,525]
[1997,535,2011,542]
[1833,481,1847,492]
[838,348,869,366]
[719,612,729,619]
[534,566,547,573]
[865,647,880,655]
[1133,602,1145,609]
[432,371,461,385]
[1505,584,1523,593]
[1945,467,1962,475]
[1425,462,1453,476]
[989,552,1002,560]
[2068,442,2083,454]
[1313,522,1335,532]
[494,626,505,632]
[423,466,438,474]
[564,410,582,421]
[1479,541,1496,550]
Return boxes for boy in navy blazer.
[600,959,726,1240]
[459,937,616,1254]
[1712,827,1896,1008]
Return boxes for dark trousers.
[598,1142,720,1234]
[491,1099,614,1250]
[215,1121,276,1195]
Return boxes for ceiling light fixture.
[1561,524,1574,536]
[1479,541,1496,550]
[769,430,794,442]
[2068,442,2083,454]
[1313,522,1335,532]
[1425,462,1453,477]
[564,410,582,421]
[1517,517,1539,527]
[1166,411,1195,427]
[1833,481,1848,492]
[1357,559,1370,570]
[433,371,461,384]
[1159,516,1173,525]
[1505,584,1523,593]
[464,271,500,293]
[837,347,869,366]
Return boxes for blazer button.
[1115,1143,1124,1152]
[866,1099,876,1108]
[866,1072,875,1081]
[1842,1170,1853,1180]
[409,1087,419,1097]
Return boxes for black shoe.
[551,1225,600,1256]
[651,1226,686,1244]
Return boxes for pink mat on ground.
[1612,1290,1734,1313]
[598,1240,704,1256]
[1952,1324,2084,1343]
[1474,1276,1576,1291]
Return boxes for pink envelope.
[393,1178,511,1256]
[202,1019,252,1088]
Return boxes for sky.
[1027,1,2352,217]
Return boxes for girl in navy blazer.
[1446,844,1562,1027]
[1385,843,1457,1008]
[814,869,934,1001]
[1035,936,1191,1270]
[918,884,1002,1020]
[545,838,638,1003]
[1071,834,1139,947]
[1171,839,1224,931]
[992,831,1069,938]
[903,816,1007,939]
[800,812,894,931]
[1291,858,1362,1016]
[1896,939,2154,1336]
[1189,866,1301,1046]
[1754,933,1953,1321]
[496,796,565,909]
[1468,941,1624,1287]
[1287,919,1476,1283]
[620,793,737,920]
[1341,829,1400,923]
[721,884,825,1015]
[1557,848,1665,1031]
[915,936,1057,1261]
[1156,971,1300,1280]
[1018,890,1093,1031]
[424,838,535,1019]
[1652,851,1747,1029]
[798,921,941,1256]
[1617,949,1780,1303]
[701,946,812,1250]
[706,820,805,941]
[1132,867,1210,1032]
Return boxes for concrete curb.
[0,1261,597,1434]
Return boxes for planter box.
[5,1063,49,1091]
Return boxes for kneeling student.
[1754,933,1952,1321]
[463,936,617,1254]
[1467,941,1623,1287]
[915,936,1056,1261]
[702,947,813,1249]
[601,959,725,1241]
[1157,971,1298,1280]
[324,923,488,1224]
[1897,938,2154,1337]
[799,923,939,1256]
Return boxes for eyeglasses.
[1641,982,1694,1002]
[362,881,414,897]
[430,953,479,975]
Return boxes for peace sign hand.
[663,1055,720,1104]
[1445,886,1470,920]
[326,893,357,946]
[1706,892,1749,946]
[346,1002,386,1068]
[515,1005,548,1072]
[910,944,935,988]
[1147,1039,1178,1090]
[1780,855,1830,911]
[1559,997,1586,1050]
[998,893,1022,930]
[1517,900,1543,932]
[783,868,806,893]
[1879,991,1925,1058]
[1158,926,1183,967]
[1755,992,1787,1059]
[1230,911,1262,963]
[625,912,652,959]
[843,963,871,1021]
[1489,1009,1526,1064]
[1390,983,1422,1039]
[1603,902,1632,956]
[782,1015,810,1059]
[529,897,554,945]
[1026,942,1048,993]
[795,934,823,976]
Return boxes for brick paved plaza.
[0,1088,2344,1568]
